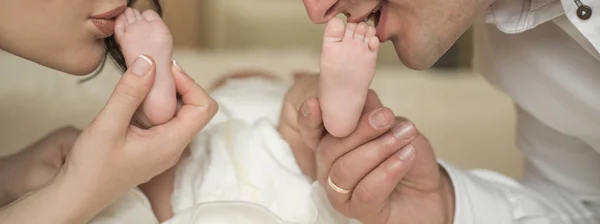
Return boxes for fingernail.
[301,101,311,117]
[397,145,415,161]
[173,60,183,71]
[131,55,152,76]
[369,108,389,128]
[393,122,415,140]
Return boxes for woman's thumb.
[94,55,156,135]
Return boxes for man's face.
[301,0,490,69]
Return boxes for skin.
[295,0,500,222]
[282,75,454,224]
[0,0,128,75]
[0,66,217,223]
[0,127,79,207]
[0,0,217,222]
[301,0,495,69]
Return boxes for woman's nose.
[301,0,340,23]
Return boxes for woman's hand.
[295,93,455,224]
[0,126,80,206]
[0,55,217,224]
[64,55,216,213]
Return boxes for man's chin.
[393,43,440,70]
[396,48,439,70]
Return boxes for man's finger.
[315,106,395,180]
[362,90,383,114]
[298,89,382,150]
[350,143,416,215]
[296,97,324,150]
[325,118,417,206]
[95,55,155,137]
[155,61,218,150]
[286,75,321,149]
[329,91,391,155]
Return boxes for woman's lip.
[91,5,127,19]
[376,2,388,42]
[92,19,116,36]
[91,5,126,37]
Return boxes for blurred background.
[162,0,474,69]
[0,0,522,179]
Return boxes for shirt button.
[577,5,592,20]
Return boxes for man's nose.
[301,0,340,23]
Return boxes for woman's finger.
[326,119,417,206]
[315,107,395,183]
[95,55,155,137]
[350,143,416,214]
[155,61,218,150]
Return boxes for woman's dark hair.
[80,0,162,83]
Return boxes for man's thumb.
[94,55,156,135]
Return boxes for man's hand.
[277,72,455,223]
[294,92,455,224]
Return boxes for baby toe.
[344,23,358,40]
[354,22,369,41]
[142,10,161,21]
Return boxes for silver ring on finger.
[328,175,352,194]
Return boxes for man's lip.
[91,5,127,19]
[375,2,388,41]
[347,3,381,23]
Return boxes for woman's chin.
[58,42,108,76]
[54,50,106,76]
[59,59,104,76]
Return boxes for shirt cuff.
[483,0,564,34]
[437,159,513,224]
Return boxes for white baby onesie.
[89,77,351,224]
[164,77,352,224]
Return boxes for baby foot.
[319,18,380,138]
[115,8,176,126]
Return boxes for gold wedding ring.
[328,176,352,194]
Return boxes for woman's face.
[0,0,127,75]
